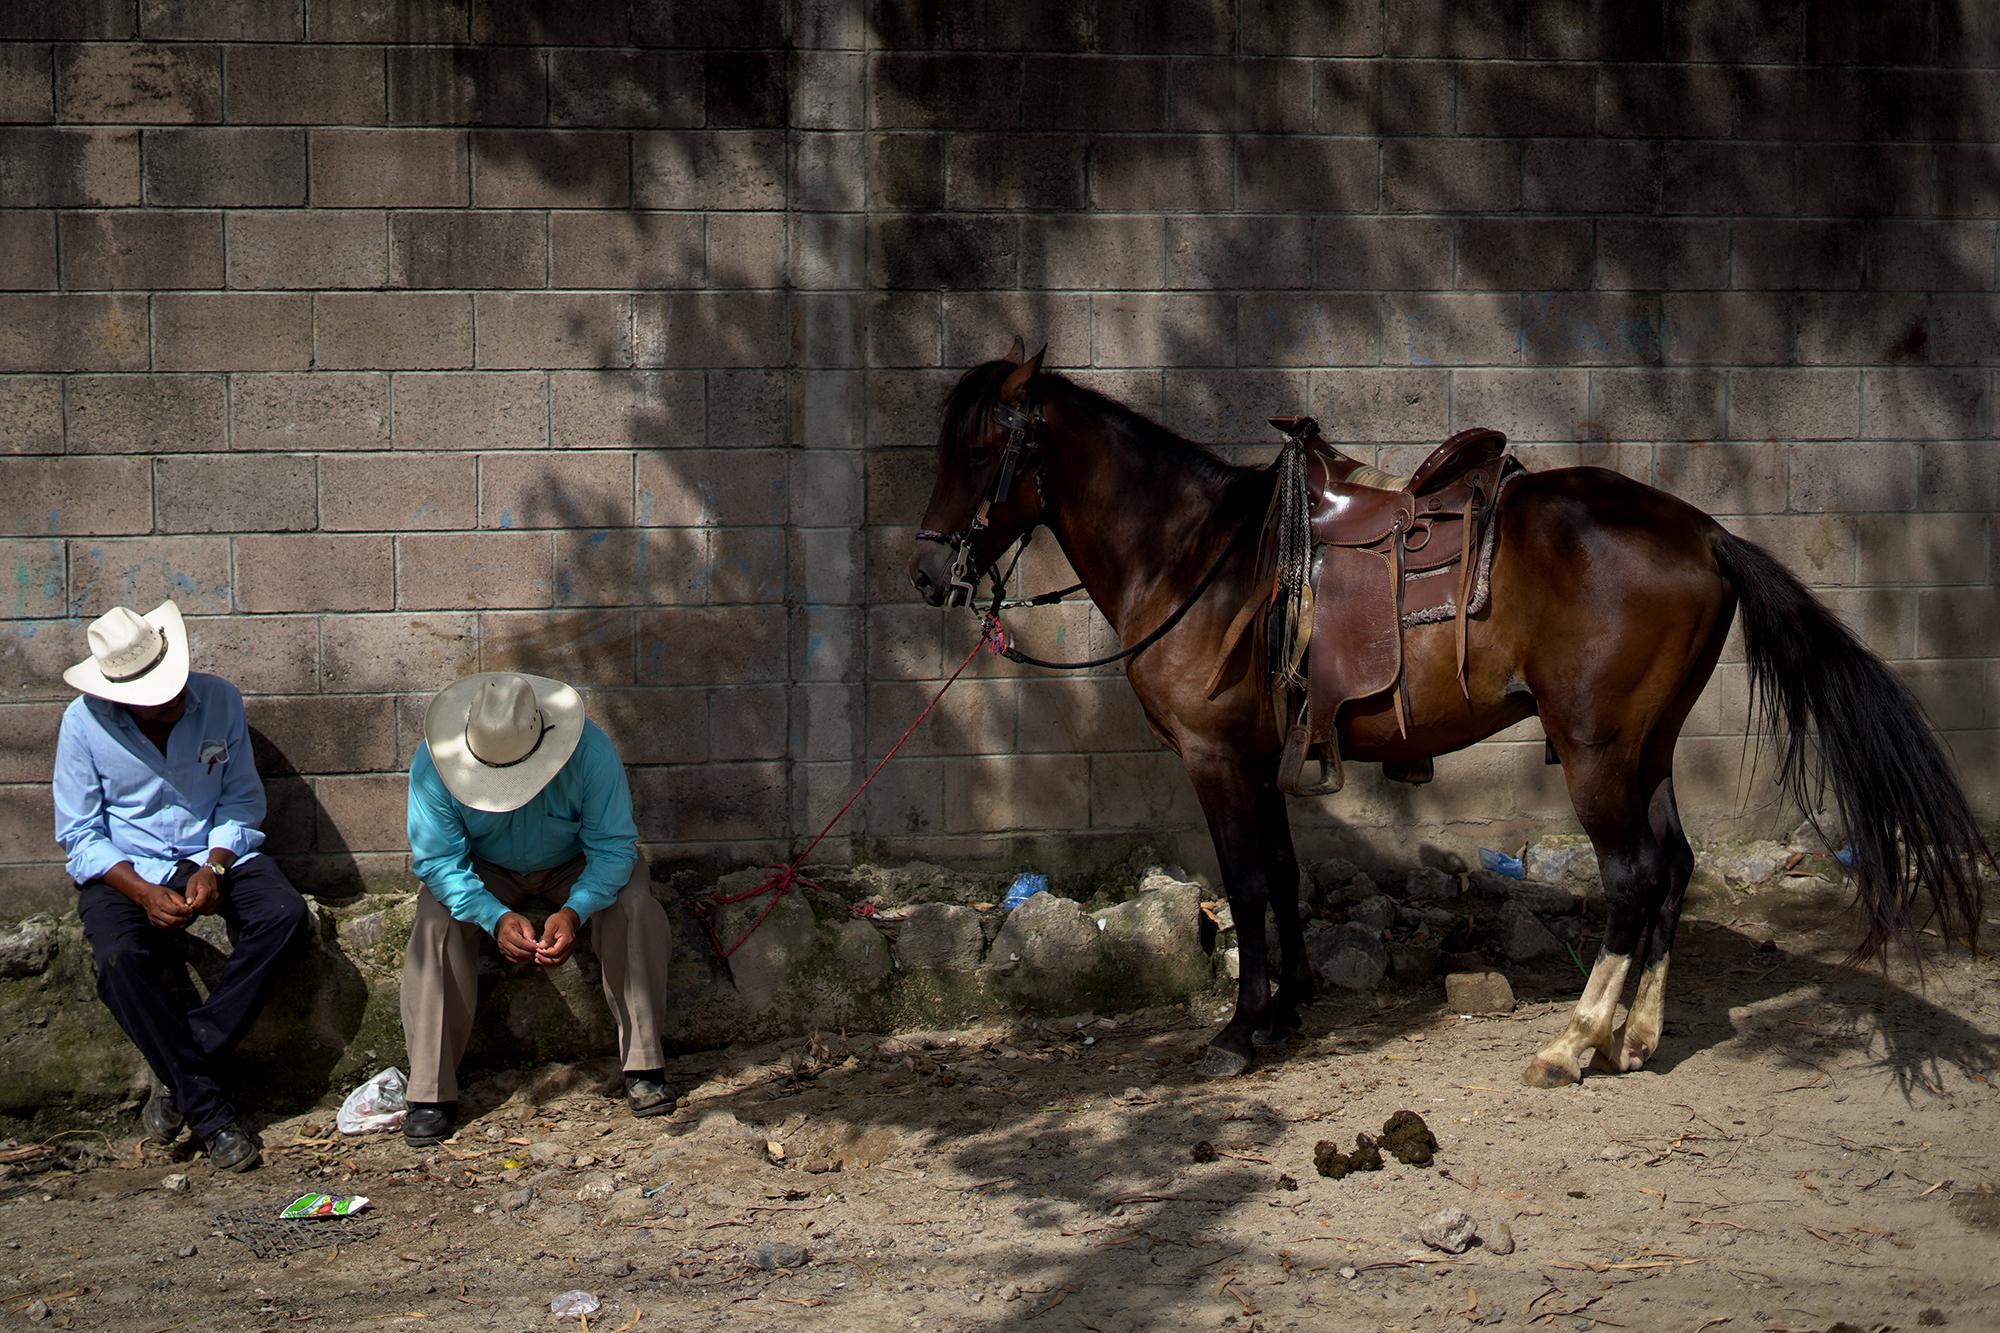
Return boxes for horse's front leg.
[1253,779,1311,1043]
[1188,753,1271,1078]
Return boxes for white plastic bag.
[336,1066,408,1135]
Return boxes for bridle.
[913,396,1053,610]
[914,391,1255,672]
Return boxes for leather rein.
[915,397,1251,671]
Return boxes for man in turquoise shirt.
[401,672,675,1145]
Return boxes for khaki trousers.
[401,855,672,1104]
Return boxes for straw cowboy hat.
[423,672,584,813]
[63,600,190,707]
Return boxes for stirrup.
[1278,724,1344,797]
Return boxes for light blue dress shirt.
[52,672,266,887]
[406,720,639,935]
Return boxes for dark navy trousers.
[76,856,313,1138]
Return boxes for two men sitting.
[51,601,676,1168]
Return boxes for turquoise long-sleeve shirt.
[406,720,638,934]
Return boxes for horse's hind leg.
[1612,776,1694,1073]
[1254,781,1311,1043]
[1187,753,1273,1077]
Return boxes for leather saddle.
[1259,417,1519,797]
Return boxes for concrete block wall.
[2,0,1996,910]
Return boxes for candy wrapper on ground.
[279,1194,371,1220]
[336,1066,408,1135]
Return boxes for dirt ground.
[5,878,1999,1333]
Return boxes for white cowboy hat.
[423,672,585,813]
[63,600,190,707]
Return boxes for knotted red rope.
[691,628,992,959]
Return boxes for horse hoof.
[1520,1055,1580,1089]
[1198,1045,1250,1079]
[1252,1023,1298,1048]
[1616,1041,1652,1073]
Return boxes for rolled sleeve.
[53,707,125,886]
[407,747,510,935]
[205,684,267,860]
[560,728,639,925]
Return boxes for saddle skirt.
[1255,418,1520,797]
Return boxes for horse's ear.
[1003,335,1025,365]
[999,345,1045,406]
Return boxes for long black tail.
[1711,530,1990,964]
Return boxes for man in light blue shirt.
[52,601,312,1173]
[400,671,674,1144]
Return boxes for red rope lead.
[692,628,991,960]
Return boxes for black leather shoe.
[625,1070,675,1118]
[203,1123,262,1173]
[403,1102,456,1146]
[142,1079,184,1143]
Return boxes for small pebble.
[1482,1220,1515,1255]
[178,1244,198,1258]
[1338,1266,1358,1280]
[25,1298,49,1320]
[1190,1140,1217,1164]
[161,1173,189,1193]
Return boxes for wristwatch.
[202,857,230,880]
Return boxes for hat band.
[99,633,169,683]
[466,711,554,769]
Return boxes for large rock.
[988,891,1101,1005]
[1502,902,1563,963]
[1507,881,1583,916]
[1444,971,1515,1014]
[1346,895,1395,931]
[1094,878,1210,1002]
[0,915,58,979]
[1307,922,1389,992]
[892,903,984,973]
[713,873,821,1014]
[1710,840,1790,885]
[1401,868,1459,902]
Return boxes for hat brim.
[62,600,190,707]
[424,673,585,813]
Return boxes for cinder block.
[228,210,387,289]
[1735,67,1863,142]
[66,373,225,453]
[943,754,1092,833]
[58,210,219,290]
[387,46,546,125]
[1669,0,1800,62]
[1668,143,1799,217]
[549,48,703,127]
[0,126,138,206]
[1594,370,1724,441]
[319,453,476,531]
[789,450,863,527]
[0,457,148,534]
[317,293,472,371]
[1863,369,1989,440]
[0,377,61,454]
[633,130,784,209]
[143,0,301,40]
[1856,514,1992,586]
[310,128,467,207]
[236,534,394,612]
[470,129,629,208]
[790,130,864,211]
[1096,0,1231,53]
[863,369,955,449]
[867,132,942,209]
[1892,660,1991,732]
[865,294,941,367]
[0,44,53,121]
[312,774,408,854]
[707,213,787,289]
[1312,368,1450,442]
[1167,215,1314,290]
[1376,58,1451,133]
[153,293,309,371]
[865,677,1015,758]
[1663,293,1791,366]
[869,215,1020,291]
[142,126,304,206]
[941,133,1085,211]
[232,372,389,452]
[1652,442,1786,514]
[0,212,53,290]
[389,211,545,289]
[58,42,219,123]
[868,52,1021,129]
[1091,135,1233,210]
[224,44,382,124]
[635,449,786,526]
[1866,221,1997,293]
[1718,515,1856,588]
[551,212,703,290]
[1524,141,1661,213]
[1733,221,1861,291]
[0,294,146,373]
[396,531,552,610]
[1019,215,1162,291]
[1457,61,1594,135]
[791,292,864,368]
[632,292,785,368]
[394,372,545,451]
[1917,586,2000,659]
[1241,294,1381,367]
[1021,54,1165,131]
[1451,370,1588,442]
[555,528,703,607]
[479,610,636,686]
[708,369,788,445]
[1166,56,1310,133]
[246,693,397,775]
[705,48,787,129]
[940,292,1089,368]
[1918,441,2000,513]
[1596,63,1731,137]
[708,526,786,603]
[1382,293,1520,366]
[476,293,630,370]
[1091,752,1200,828]
[1597,220,1729,291]
[551,370,703,449]
[1799,145,1933,217]
[1092,293,1235,367]
[1164,368,1312,443]
[481,450,633,529]
[710,683,786,761]
[1523,293,1664,365]
[1787,441,1918,512]
[156,454,315,533]
[1936,145,2000,217]
[0,616,85,701]
[0,785,56,861]
[0,539,64,615]
[635,606,788,685]
[472,0,624,42]
[1383,139,1519,212]
[305,0,466,41]
[1388,0,1521,57]
[0,701,66,783]
[1311,58,1378,134]
[790,214,864,291]
[320,613,478,693]
[587,686,708,764]
[1457,219,1591,291]
[1729,370,1860,441]
[67,535,230,615]
[181,613,316,694]
[628,760,785,843]
[1314,217,1450,290]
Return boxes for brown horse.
[908,345,1991,1085]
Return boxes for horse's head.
[908,338,1048,607]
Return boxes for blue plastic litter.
[1835,846,1856,867]
[1478,848,1525,879]
[1002,872,1050,911]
